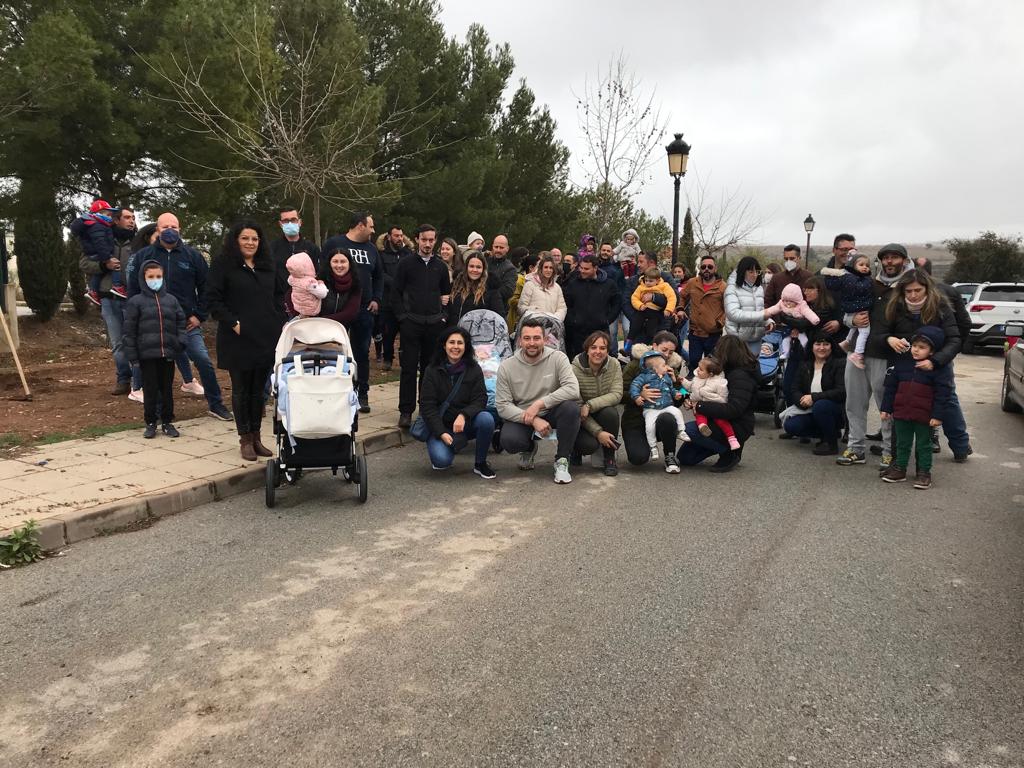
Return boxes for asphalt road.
[2,352,1022,768]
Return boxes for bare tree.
[685,169,764,267]
[142,11,428,244]
[574,54,667,242]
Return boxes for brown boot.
[251,430,273,458]
[239,433,257,461]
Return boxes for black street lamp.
[666,133,691,265]
[803,213,815,264]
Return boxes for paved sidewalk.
[0,380,405,551]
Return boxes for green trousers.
[894,419,933,473]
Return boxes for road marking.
[999,461,1021,469]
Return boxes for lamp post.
[666,133,691,265]
[803,213,815,266]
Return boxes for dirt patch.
[0,308,397,455]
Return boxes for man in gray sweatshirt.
[496,319,581,483]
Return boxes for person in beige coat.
[518,254,567,322]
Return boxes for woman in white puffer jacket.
[518,253,567,321]
[724,256,772,355]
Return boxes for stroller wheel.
[265,460,277,508]
[355,454,368,503]
[773,396,784,429]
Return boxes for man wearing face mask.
[323,211,383,413]
[127,212,232,421]
[81,206,139,395]
[763,244,813,309]
[271,206,321,287]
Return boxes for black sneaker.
[813,441,839,456]
[869,444,884,456]
[603,458,619,477]
[162,423,180,438]
[953,445,973,463]
[569,451,582,467]
[358,394,370,414]
[866,431,882,441]
[709,451,740,473]
[208,403,233,421]
[143,424,157,439]
[931,430,941,453]
[474,461,497,479]
[778,432,796,440]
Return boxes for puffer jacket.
[518,274,567,321]
[723,274,766,342]
[571,352,624,436]
[680,277,726,337]
[877,302,961,366]
[688,372,729,404]
[562,268,620,333]
[620,345,686,432]
[790,355,846,404]
[122,260,187,362]
[880,356,954,424]
[694,365,759,444]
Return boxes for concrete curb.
[5,427,407,554]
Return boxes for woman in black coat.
[206,220,286,461]
[418,326,496,479]
[802,276,847,353]
[446,253,503,321]
[782,331,847,454]
[677,334,759,472]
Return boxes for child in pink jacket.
[688,356,740,450]
[764,282,820,359]
[285,252,328,318]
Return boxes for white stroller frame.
[266,317,367,506]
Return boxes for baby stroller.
[458,309,513,418]
[755,332,788,427]
[514,311,566,352]
[265,317,367,507]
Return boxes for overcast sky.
[437,0,1024,246]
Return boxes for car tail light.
[970,304,996,312]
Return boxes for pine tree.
[680,207,695,265]
[15,189,67,321]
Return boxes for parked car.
[962,282,1024,353]
[1001,322,1024,413]
[953,282,980,307]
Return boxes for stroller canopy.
[514,311,565,352]
[274,317,354,363]
[458,310,513,360]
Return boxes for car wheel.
[1001,370,1023,413]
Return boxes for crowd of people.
[77,203,972,489]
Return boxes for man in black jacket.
[562,255,621,359]
[392,224,452,427]
[270,206,321,286]
[379,224,412,371]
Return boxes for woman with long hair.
[802,276,846,352]
[439,237,464,282]
[677,334,759,472]
[447,252,503,321]
[724,255,770,356]
[206,220,285,461]
[417,326,495,478]
[518,253,567,321]
[318,246,362,329]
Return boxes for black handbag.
[410,372,465,442]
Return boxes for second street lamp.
[666,133,691,265]
[803,213,815,266]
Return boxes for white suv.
[963,282,1024,352]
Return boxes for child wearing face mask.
[820,251,875,369]
[122,261,188,439]
[285,252,328,318]
[764,283,820,359]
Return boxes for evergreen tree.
[945,232,1024,283]
[680,207,695,265]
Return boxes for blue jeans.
[938,371,970,455]
[100,297,140,388]
[426,411,495,468]
[687,333,721,375]
[676,421,730,465]
[349,309,374,398]
[784,399,844,442]
[175,327,224,408]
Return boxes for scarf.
[877,261,912,286]
[445,359,467,378]
[905,296,926,313]
[331,270,353,293]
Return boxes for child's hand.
[928,418,942,427]
[879,411,890,421]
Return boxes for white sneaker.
[678,429,691,443]
[128,389,144,403]
[553,457,572,484]
[649,446,660,461]
[180,380,205,396]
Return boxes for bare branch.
[685,168,764,264]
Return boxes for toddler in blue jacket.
[821,251,875,369]
[629,349,689,460]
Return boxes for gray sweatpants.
[844,356,891,455]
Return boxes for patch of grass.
[4,422,139,453]
[0,433,23,450]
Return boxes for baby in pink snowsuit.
[764,283,820,358]
[286,252,328,318]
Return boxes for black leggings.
[574,407,621,459]
[229,367,270,435]
[140,358,175,426]
[622,411,679,465]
